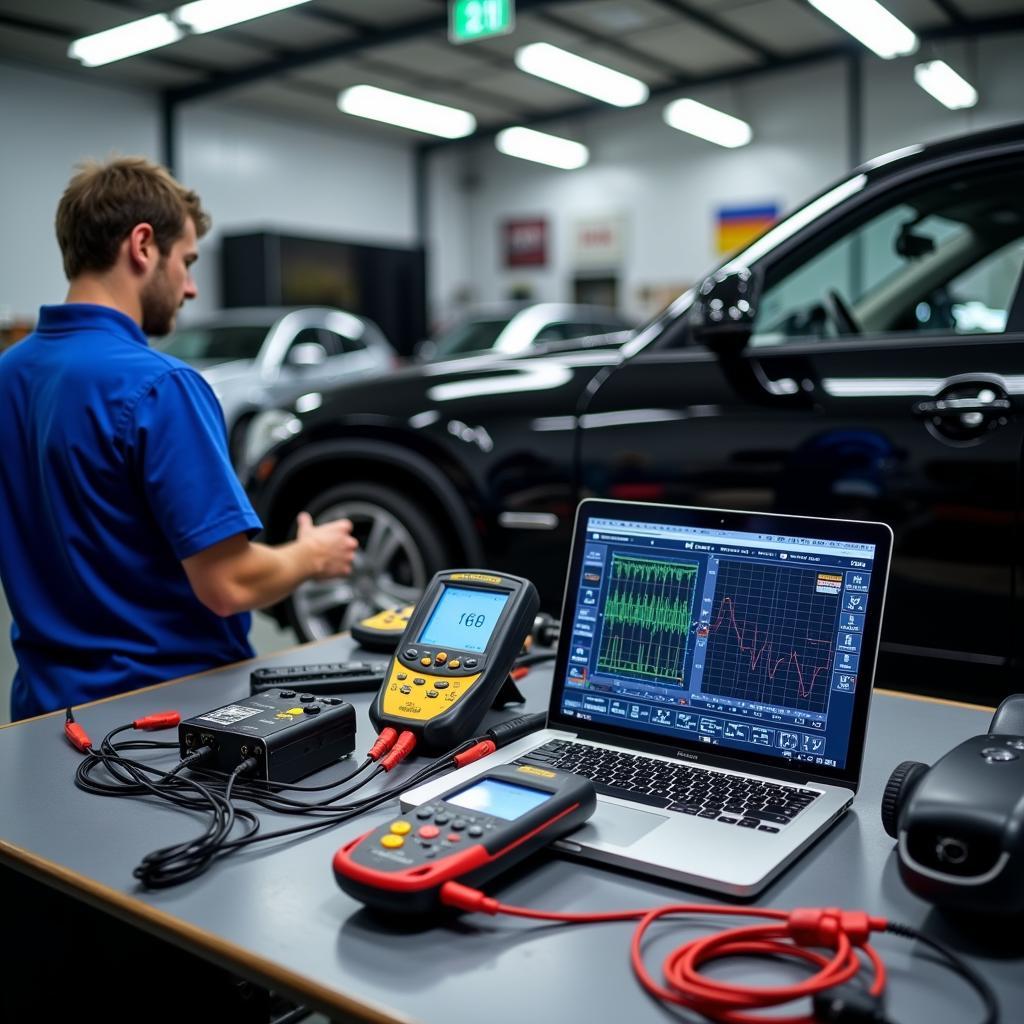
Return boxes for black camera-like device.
[882,693,1024,914]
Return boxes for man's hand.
[295,511,358,579]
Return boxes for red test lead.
[64,707,92,753]
[132,711,180,731]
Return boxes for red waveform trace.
[710,596,832,701]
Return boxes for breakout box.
[179,690,357,783]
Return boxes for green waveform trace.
[596,555,699,682]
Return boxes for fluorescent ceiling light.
[338,85,476,139]
[175,0,312,34]
[514,42,648,107]
[663,99,752,148]
[495,127,589,170]
[914,60,978,110]
[68,14,184,67]
[806,0,918,59]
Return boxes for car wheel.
[285,482,451,642]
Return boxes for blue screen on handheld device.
[446,777,549,820]
[417,586,509,652]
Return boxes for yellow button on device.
[390,820,412,835]
[421,657,432,666]
[380,834,404,849]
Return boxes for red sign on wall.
[503,217,547,267]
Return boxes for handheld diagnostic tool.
[369,570,539,751]
[351,606,415,652]
[333,764,596,913]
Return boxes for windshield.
[159,325,268,365]
[431,318,511,358]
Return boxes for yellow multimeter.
[369,570,539,752]
[350,605,415,652]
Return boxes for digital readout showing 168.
[418,586,510,652]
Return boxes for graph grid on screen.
[596,554,699,684]
[701,560,837,713]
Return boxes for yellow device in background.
[351,605,415,652]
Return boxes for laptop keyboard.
[514,739,820,833]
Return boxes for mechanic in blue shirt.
[0,157,358,721]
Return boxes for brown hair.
[55,156,211,279]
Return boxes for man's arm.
[182,512,357,617]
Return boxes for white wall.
[0,59,418,323]
[427,33,1024,326]
[0,60,160,321]
[177,103,418,318]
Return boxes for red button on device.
[418,825,440,839]
[446,833,462,843]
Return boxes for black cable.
[885,922,999,1024]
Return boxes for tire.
[227,413,255,471]
[284,481,451,642]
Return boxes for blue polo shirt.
[0,304,263,720]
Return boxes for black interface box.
[179,691,357,783]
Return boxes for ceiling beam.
[654,0,780,62]
[164,0,560,104]
[419,12,1024,152]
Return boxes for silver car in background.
[159,307,397,466]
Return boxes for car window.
[290,327,348,358]
[432,318,510,357]
[751,165,1024,347]
[159,325,267,364]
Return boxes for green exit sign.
[449,0,515,44]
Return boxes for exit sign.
[449,0,514,44]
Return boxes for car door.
[579,152,1024,701]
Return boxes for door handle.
[912,396,1011,419]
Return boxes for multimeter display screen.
[446,778,549,820]
[417,586,509,652]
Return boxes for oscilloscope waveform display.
[596,554,699,684]
[701,559,837,714]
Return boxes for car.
[417,302,633,361]
[245,122,1024,705]
[158,306,397,465]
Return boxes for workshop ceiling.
[1,0,1022,141]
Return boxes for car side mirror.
[692,267,759,352]
[286,341,328,368]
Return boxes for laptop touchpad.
[569,803,668,848]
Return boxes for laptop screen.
[549,500,891,784]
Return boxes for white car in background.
[159,307,397,466]
[417,302,633,361]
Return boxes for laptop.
[402,499,892,897]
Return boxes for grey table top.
[0,636,1018,1024]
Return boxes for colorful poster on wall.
[503,218,547,267]
[715,204,779,255]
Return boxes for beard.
[140,260,181,337]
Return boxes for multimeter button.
[449,659,461,669]
[400,685,412,694]
[390,821,412,836]
[414,677,427,686]
[396,672,408,681]
[433,813,450,825]
[404,648,418,659]
[420,657,432,667]
[303,704,321,715]
[321,697,341,705]
[446,833,462,843]
[450,819,467,830]
[380,834,404,849]
[418,825,440,839]
[278,690,296,699]
[464,657,478,668]
[299,693,315,702]
[434,681,449,689]
[426,690,439,699]
[468,825,484,837]
[435,652,448,664]
[416,806,435,819]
